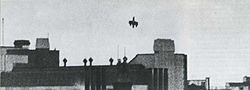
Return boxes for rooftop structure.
[130,39,187,90]
[35,38,50,49]
[0,38,187,90]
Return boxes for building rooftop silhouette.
[0,38,187,90]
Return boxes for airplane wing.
[129,21,132,26]
[135,22,138,27]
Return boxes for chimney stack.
[89,57,93,66]
[36,38,50,50]
[123,56,128,64]
[83,58,87,66]
[109,58,114,66]
[63,58,67,67]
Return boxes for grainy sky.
[1,0,250,88]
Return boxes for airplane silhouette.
[129,17,138,28]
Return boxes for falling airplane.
[129,17,138,28]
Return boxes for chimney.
[63,58,67,67]
[14,40,30,49]
[83,58,87,66]
[123,56,128,64]
[36,38,50,49]
[89,57,93,66]
[109,58,114,66]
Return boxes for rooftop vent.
[153,39,175,52]
[14,40,30,49]
[36,38,50,49]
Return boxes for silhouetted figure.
[129,17,138,28]
[117,59,122,65]
[109,58,114,66]
[63,58,67,67]
[83,58,87,66]
[89,57,93,66]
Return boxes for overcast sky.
[1,0,250,88]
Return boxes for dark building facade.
[129,39,188,90]
[0,38,187,90]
